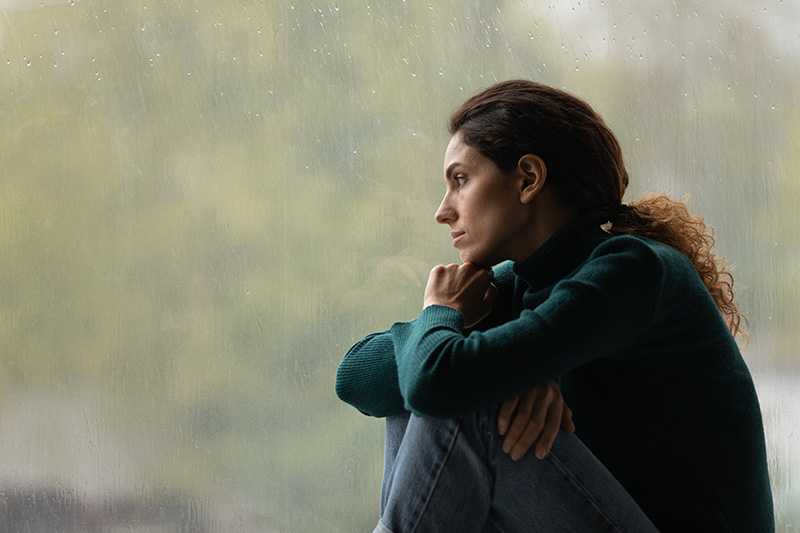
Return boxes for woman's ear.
[517,154,547,203]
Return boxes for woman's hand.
[497,382,575,461]
[462,281,497,329]
[423,262,496,328]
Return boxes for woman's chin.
[460,248,500,269]
[459,249,485,266]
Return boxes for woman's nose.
[435,205,455,225]
[434,195,455,224]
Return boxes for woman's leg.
[375,408,492,533]
[381,412,503,531]
[374,402,658,533]
[380,411,411,517]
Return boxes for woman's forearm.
[335,330,408,418]
[336,264,514,418]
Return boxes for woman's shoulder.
[593,232,715,307]
[592,232,695,273]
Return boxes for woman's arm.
[335,261,517,418]
[335,330,407,418]
[391,237,666,418]
[335,317,507,418]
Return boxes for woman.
[335,79,774,532]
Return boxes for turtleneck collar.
[511,213,611,291]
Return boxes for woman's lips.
[452,232,466,245]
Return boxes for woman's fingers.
[501,389,539,454]
[497,394,520,436]
[499,384,576,461]
[508,388,552,461]
[535,396,564,459]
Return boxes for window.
[0,1,796,530]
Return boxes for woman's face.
[435,132,535,268]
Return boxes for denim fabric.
[374,402,659,533]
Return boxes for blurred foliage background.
[0,0,797,531]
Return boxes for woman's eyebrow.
[444,162,466,181]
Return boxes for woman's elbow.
[334,365,355,405]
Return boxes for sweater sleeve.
[334,313,511,418]
[335,330,408,418]
[334,262,516,418]
[390,237,666,418]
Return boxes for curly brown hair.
[448,79,748,343]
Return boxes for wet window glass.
[0,1,796,531]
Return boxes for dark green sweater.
[335,215,774,532]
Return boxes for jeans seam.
[547,448,625,533]
[407,419,462,533]
[378,517,396,533]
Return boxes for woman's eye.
[455,176,467,186]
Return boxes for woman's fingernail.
[498,421,507,435]
[536,449,545,459]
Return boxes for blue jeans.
[374,402,659,532]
